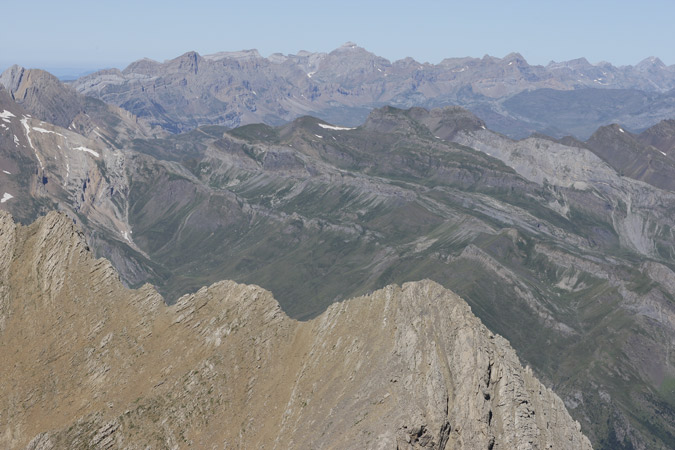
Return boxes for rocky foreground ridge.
[0,211,591,449]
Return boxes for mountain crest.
[0,211,592,449]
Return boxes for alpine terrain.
[69,43,675,139]
[0,210,593,449]
[0,49,674,449]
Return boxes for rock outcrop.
[0,211,591,449]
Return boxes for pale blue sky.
[2,0,674,73]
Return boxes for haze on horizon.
[2,0,674,74]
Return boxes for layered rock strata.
[0,211,591,449]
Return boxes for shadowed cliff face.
[0,211,591,449]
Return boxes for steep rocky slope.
[584,122,675,191]
[66,44,675,138]
[0,82,164,285]
[0,211,591,449]
[2,97,674,448]
[0,66,162,144]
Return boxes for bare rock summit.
[0,211,591,449]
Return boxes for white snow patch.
[32,127,65,138]
[64,158,70,186]
[314,134,323,138]
[660,151,667,156]
[508,61,513,65]
[2,170,10,175]
[21,117,44,169]
[122,231,131,243]
[318,123,355,131]
[0,110,15,121]
[307,71,316,78]
[73,146,100,157]
[1,193,13,203]
[0,124,6,129]
[377,68,382,72]
[13,135,19,146]
[481,125,486,130]
[252,91,257,95]
[619,128,625,133]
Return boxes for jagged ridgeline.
[68,44,675,139]
[2,64,675,448]
[0,211,591,449]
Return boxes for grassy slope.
[122,109,675,448]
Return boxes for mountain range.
[59,43,675,139]
[1,49,675,448]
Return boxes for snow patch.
[660,151,667,156]
[0,124,6,129]
[33,127,66,138]
[377,68,382,72]
[619,128,625,133]
[2,170,10,174]
[13,135,19,146]
[318,123,355,131]
[64,156,70,186]
[314,134,323,138]
[307,71,316,78]
[1,192,13,203]
[122,231,132,243]
[21,117,44,169]
[0,110,15,122]
[481,125,486,130]
[73,146,100,157]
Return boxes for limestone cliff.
[0,211,591,449]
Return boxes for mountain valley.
[1,53,675,448]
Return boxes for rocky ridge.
[0,210,591,449]
[1,88,674,447]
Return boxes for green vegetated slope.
[2,83,674,449]
[117,106,675,448]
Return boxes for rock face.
[0,211,591,449]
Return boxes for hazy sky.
[2,0,674,73]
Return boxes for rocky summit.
[0,211,591,449]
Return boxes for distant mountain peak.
[503,52,526,62]
[203,49,262,61]
[636,56,666,70]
